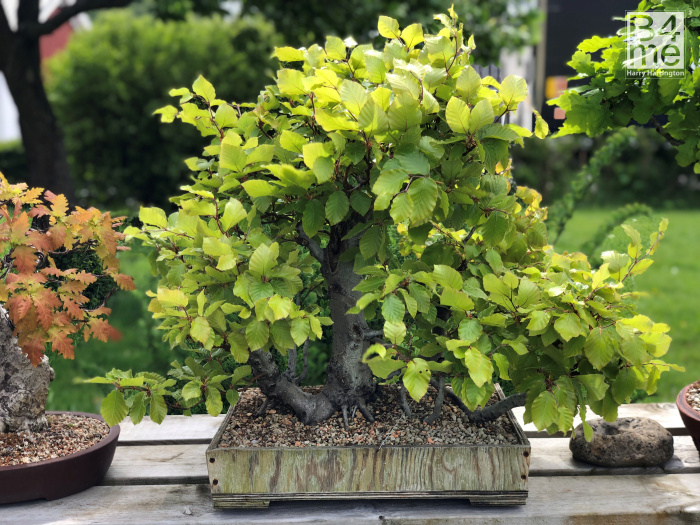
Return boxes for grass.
[555,208,700,403]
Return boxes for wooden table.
[2,403,699,524]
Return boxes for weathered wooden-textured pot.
[206,386,531,508]
[677,383,700,454]
[0,411,119,504]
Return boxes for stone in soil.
[0,414,109,467]
[569,417,674,467]
[219,385,520,449]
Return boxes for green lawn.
[555,209,700,403]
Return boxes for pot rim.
[0,411,120,472]
[676,384,700,423]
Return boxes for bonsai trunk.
[248,218,375,425]
[0,307,55,433]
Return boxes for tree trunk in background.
[2,30,75,201]
[0,307,55,433]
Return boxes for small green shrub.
[47,11,279,211]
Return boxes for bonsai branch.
[19,0,134,38]
[467,392,527,424]
[651,116,683,147]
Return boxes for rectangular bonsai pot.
[205,385,531,508]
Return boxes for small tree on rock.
[98,11,677,436]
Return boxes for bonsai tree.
[0,174,134,433]
[97,10,677,438]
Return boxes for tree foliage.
[46,11,278,210]
[0,173,135,366]
[95,11,677,436]
[240,0,542,66]
[551,0,700,173]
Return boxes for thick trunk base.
[0,307,54,433]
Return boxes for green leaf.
[384,321,406,345]
[268,296,293,320]
[373,168,408,195]
[390,193,413,223]
[205,387,223,417]
[381,294,405,323]
[584,331,614,370]
[360,227,383,259]
[359,99,389,136]
[500,75,528,108]
[249,242,278,276]
[139,207,167,228]
[401,23,424,48]
[378,16,401,39]
[246,320,269,350]
[464,348,493,388]
[325,36,347,60]
[326,191,350,225]
[101,390,127,426]
[149,393,167,424]
[456,67,481,102]
[280,130,307,153]
[191,317,211,345]
[277,68,306,96]
[576,374,608,401]
[611,368,637,404]
[482,212,509,245]
[340,80,369,116]
[182,381,202,401]
[350,191,372,215]
[403,359,430,402]
[242,180,278,198]
[214,104,237,128]
[533,109,549,139]
[433,264,462,289]
[367,356,406,379]
[458,319,483,344]
[554,313,583,342]
[303,199,325,237]
[531,391,557,431]
[440,288,474,312]
[621,336,648,368]
[220,142,248,172]
[527,311,551,332]
[273,46,305,62]
[445,96,470,134]
[469,99,495,133]
[221,199,247,231]
[129,392,147,424]
[192,75,215,102]
[408,177,438,224]
[290,317,310,346]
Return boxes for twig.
[423,375,445,424]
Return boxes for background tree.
[0,0,227,203]
[240,0,542,66]
[46,11,277,210]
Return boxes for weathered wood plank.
[117,415,225,445]
[512,403,685,437]
[116,403,685,445]
[3,475,699,524]
[102,436,700,487]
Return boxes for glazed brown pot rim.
[0,411,120,472]
[676,384,700,423]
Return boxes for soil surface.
[0,414,109,467]
[687,381,700,413]
[220,385,520,449]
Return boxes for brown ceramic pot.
[0,411,119,504]
[676,383,700,454]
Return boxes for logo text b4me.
[626,11,685,77]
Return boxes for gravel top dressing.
[220,385,519,449]
[687,381,700,413]
[0,414,109,467]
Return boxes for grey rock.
[0,306,55,433]
[570,417,674,467]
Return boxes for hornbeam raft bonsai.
[96,10,677,437]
